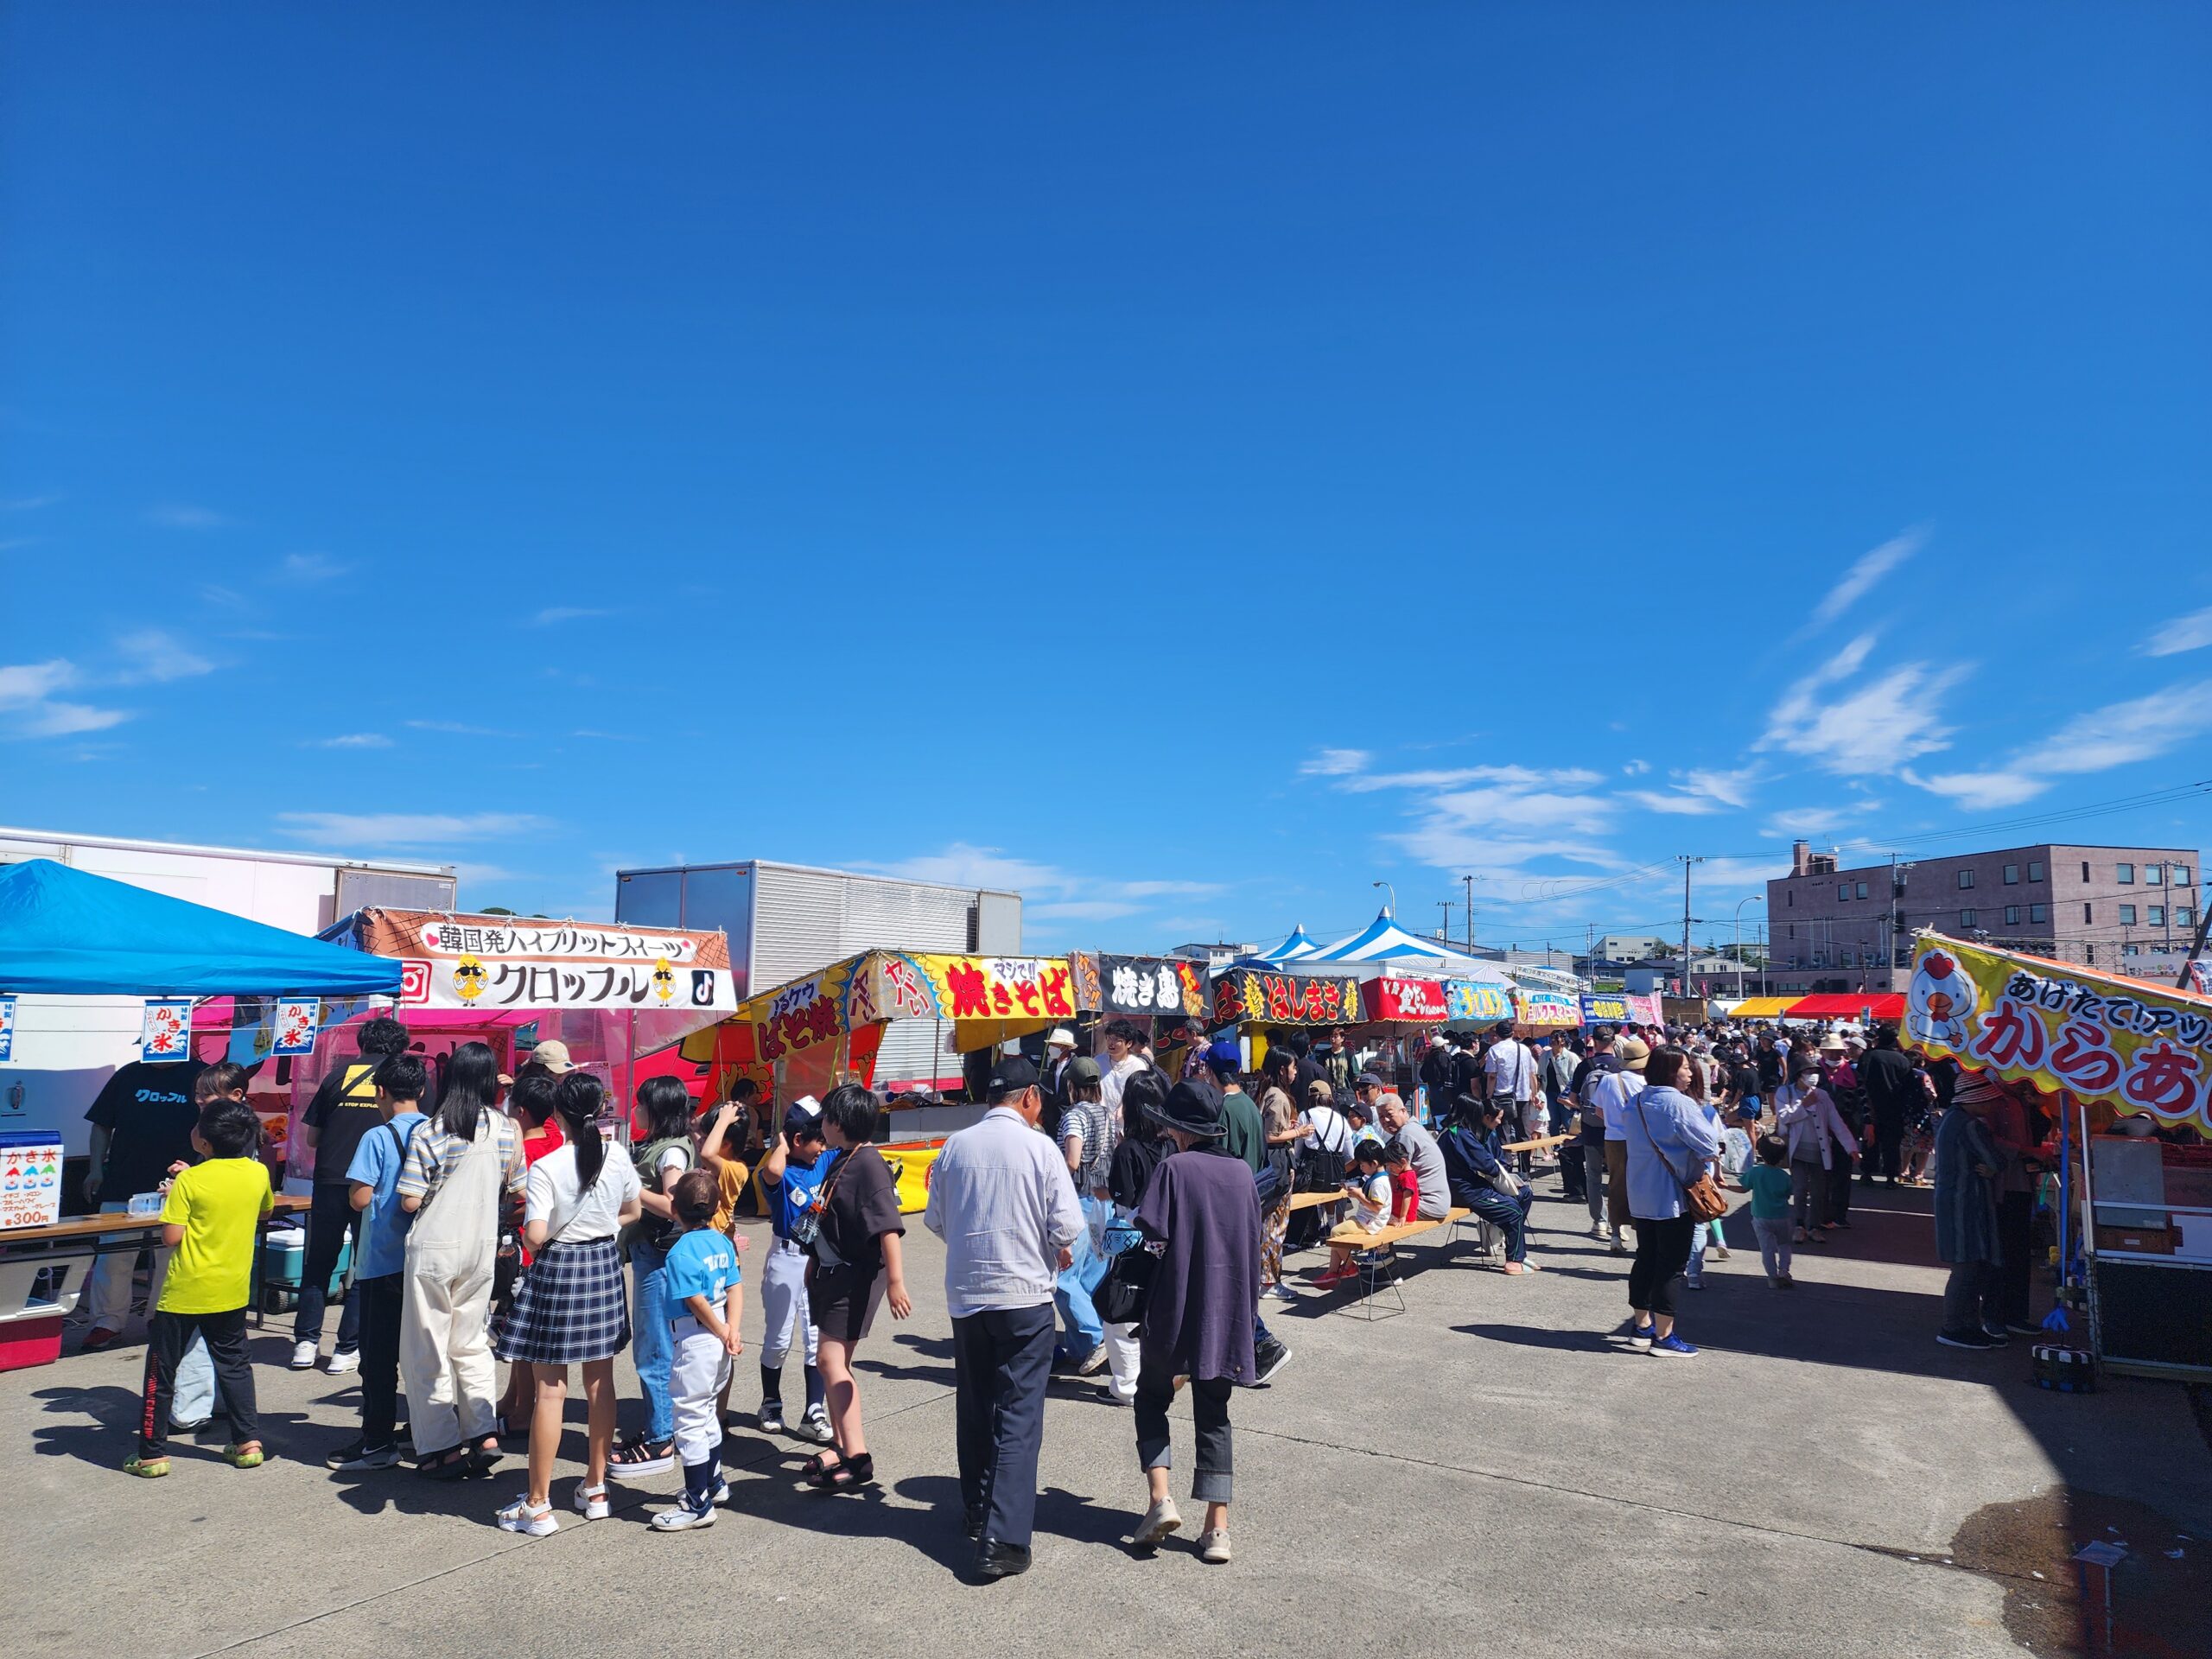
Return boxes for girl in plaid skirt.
[495,1072,641,1537]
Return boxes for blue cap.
[1203,1039,1242,1076]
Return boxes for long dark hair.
[437,1041,500,1141]
[553,1071,606,1188]
[635,1074,694,1145]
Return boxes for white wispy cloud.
[1300,747,1370,777]
[145,504,232,530]
[1339,763,1603,795]
[0,659,130,739]
[1764,801,1884,836]
[1620,766,1758,817]
[111,629,215,685]
[530,607,609,627]
[855,843,1219,938]
[1759,633,1967,774]
[276,811,544,848]
[1028,899,1146,922]
[2142,606,2212,658]
[1808,529,1923,631]
[1905,678,2212,810]
[406,719,518,737]
[307,733,393,749]
[1622,758,1651,776]
[277,551,348,583]
[3,494,60,512]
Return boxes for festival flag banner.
[1364,976,1449,1023]
[1212,968,1362,1028]
[748,958,860,1065]
[0,995,14,1063]
[1446,980,1516,1025]
[1907,932,2212,1138]
[272,997,322,1058]
[141,999,193,1062]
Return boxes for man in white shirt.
[1482,1021,1541,1168]
[1096,1019,1148,1143]
[1591,1036,1650,1254]
[924,1056,1084,1582]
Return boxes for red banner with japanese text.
[1363,976,1449,1023]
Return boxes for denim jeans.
[629,1240,674,1442]
[1136,1354,1234,1502]
[1054,1197,1108,1359]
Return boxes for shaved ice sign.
[0,1132,65,1230]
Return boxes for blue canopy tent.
[1251,924,1325,966]
[1312,908,1516,988]
[0,859,402,997]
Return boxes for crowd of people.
[100,1003,2044,1573]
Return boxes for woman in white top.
[1775,1065,1857,1245]
[394,1042,526,1478]
[494,1071,641,1537]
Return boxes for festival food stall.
[680,950,1081,1210]
[1210,965,1364,1074]
[1508,964,1586,1034]
[0,861,398,1368]
[314,907,737,1160]
[1070,952,1211,1074]
[1904,932,2212,1379]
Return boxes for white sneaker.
[1197,1528,1232,1565]
[323,1349,359,1376]
[651,1499,717,1531]
[1587,1224,1606,1240]
[289,1340,319,1370]
[798,1408,836,1445]
[496,1498,558,1537]
[571,1483,610,1520]
[1131,1497,1181,1547]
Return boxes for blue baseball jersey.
[770,1146,842,1239]
[663,1226,740,1324]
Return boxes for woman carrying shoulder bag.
[1620,1047,1722,1360]
[494,1071,641,1537]
[394,1042,526,1478]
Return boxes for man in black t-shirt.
[291,1015,411,1372]
[79,1056,210,1348]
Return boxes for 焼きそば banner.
[1907,933,2212,1136]
[854,954,1077,1027]
[1212,968,1361,1028]
[352,909,737,1013]
[1446,980,1516,1025]
[1364,976,1449,1023]
[1071,954,1208,1019]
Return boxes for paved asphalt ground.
[9,1177,2208,1659]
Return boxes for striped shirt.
[396,1111,526,1203]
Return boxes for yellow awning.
[1726,996,1796,1019]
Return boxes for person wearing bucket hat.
[1128,1078,1260,1565]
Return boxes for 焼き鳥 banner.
[1212,968,1361,1027]
[1907,934,2212,1137]
[1072,954,1208,1018]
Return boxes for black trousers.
[1825,1154,1855,1223]
[950,1303,1055,1549]
[293,1183,364,1352]
[1867,1118,1904,1181]
[1996,1191,2035,1328]
[1560,1142,1590,1200]
[1135,1353,1234,1503]
[140,1307,258,1459]
[1628,1215,1696,1321]
[356,1272,404,1449]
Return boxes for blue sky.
[4,5,2209,956]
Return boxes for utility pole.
[1463,874,1482,954]
[1437,899,1456,946]
[1678,855,1704,1001]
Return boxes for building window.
[2005,906,2021,926]
[2120,905,2137,925]
[1855,881,1869,899]
[2087,944,2096,964]
[2082,860,2091,881]
[2028,861,2044,882]
[1787,890,1796,906]
[1960,908,1977,926]
[2148,906,2165,926]
[2083,903,2094,924]
[2004,864,2019,885]
[2125,944,2141,957]
[2148,863,2164,886]
[1958,870,1975,890]
[2030,903,2049,924]
[2177,865,2193,886]
[1838,883,1850,902]
[2180,906,2197,928]
[2117,863,2135,884]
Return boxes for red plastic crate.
[0,1314,63,1373]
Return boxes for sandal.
[467,1438,503,1478]
[800,1452,843,1485]
[124,1456,170,1478]
[221,1444,264,1470]
[817,1452,874,1491]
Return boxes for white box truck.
[0,827,456,1196]
[613,859,1023,1095]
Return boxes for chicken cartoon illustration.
[1907,948,1977,1049]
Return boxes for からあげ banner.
[355,908,738,1013]
[1907,933,2212,1137]
[1446,980,1516,1025]
[1363,976,1449,1023]
[1071,953,1209,1019]
[1212,968,1362,1028]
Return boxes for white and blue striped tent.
[1311,908,1517,989]
[1254,924,1325,965]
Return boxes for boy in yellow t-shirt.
[128,1099,273,1477]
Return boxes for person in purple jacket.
[1127,1080,1261,1567]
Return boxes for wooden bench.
[1318,1206,1474,1319]
[1286,1188,1347,1213]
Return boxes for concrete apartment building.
[1765,839,2203,994]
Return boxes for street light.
[1733,896,1764,1001]
[1372,879,1396,918]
